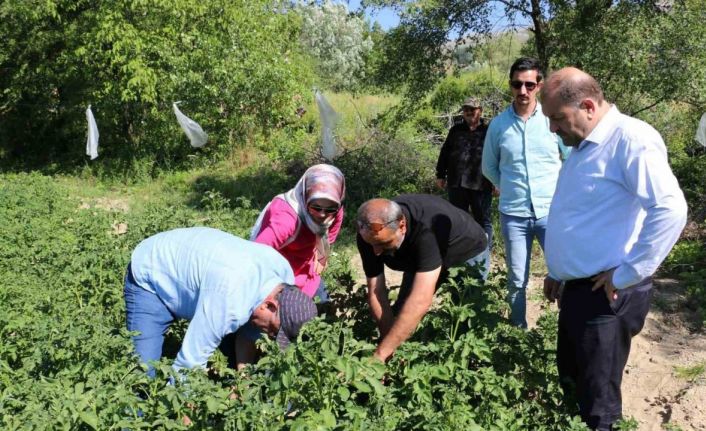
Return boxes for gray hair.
[357,199,403,230]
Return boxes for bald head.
[541,67,611,147]
[357,198,406,255]
[357,198,402,227]
[542,67,605,107]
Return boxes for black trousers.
[447,187,493,250]
[558,278,652,430]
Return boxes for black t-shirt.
[357,194,487,278]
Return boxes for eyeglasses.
[357,219,397,233]
[308,204,339,214]
[510,80,538,91]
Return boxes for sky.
[345,0,400,31]
[341,0,529,34]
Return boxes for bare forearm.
[374,268,439,362]
[367,275,393,337]
[375,293,433,361]
[235,332,257,371]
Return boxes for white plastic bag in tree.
[85,105,99,160]
[173,102,208,148]
[315,90,339,160]
[696,113,706,147]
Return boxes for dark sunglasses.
[357,219,396,233]
[510,80,538,91]
[308,204,339,214]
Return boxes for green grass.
[674,362,706,382]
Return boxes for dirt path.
[349,253,706,430]
[527,276,706,430]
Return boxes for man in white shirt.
[541,67,687,430]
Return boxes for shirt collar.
[510,101,542,119]
[579,105,620,150]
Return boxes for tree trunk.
[529,0,549,67]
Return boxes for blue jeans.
[314,279,330,303]
[124,264,241,376]
[124,265,175,378]
[500,213,547,328]
[466,239,490,281]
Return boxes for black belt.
[564,275,652,289]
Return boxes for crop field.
[0,171,594,430]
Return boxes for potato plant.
[0,173,587,429]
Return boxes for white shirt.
[545,106,687,289]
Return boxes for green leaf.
[79,411,98,430]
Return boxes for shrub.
[0,0,313,171]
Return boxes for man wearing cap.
[481,57,570,328]
[436,97,494,268]
[123,227,316,377]
[356,194,488,362]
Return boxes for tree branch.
[629,98,665,117]
[489,0,532,17]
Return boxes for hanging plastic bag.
[173,102,208,148]
[85,105,99,160]
[695,113,706,147]
[315,90,339,160]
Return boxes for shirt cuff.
[612,264,643,290]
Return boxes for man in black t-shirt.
[356,194,488,362]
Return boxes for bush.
[333,127,437,208]
[0,0,313,172]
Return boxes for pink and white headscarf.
[281,164,345,258]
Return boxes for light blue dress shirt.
[545,106,687,289]
[130,227,294,370]
[482,103,570,219]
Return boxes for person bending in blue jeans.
[482,57,570,328]
[123,227,316,377]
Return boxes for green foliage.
[665,240,706,327]
[333,127,437,206]
[548,0,706,113]
[0,0,314,171]
[614,416,640,431]
[0,171,590,429]
[673,362,705,382]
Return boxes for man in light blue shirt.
[541,68,686,430]
[123,227,316,377]
[482,57,570,328]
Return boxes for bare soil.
[350,253,706,430]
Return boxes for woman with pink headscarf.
[251,164,345,301]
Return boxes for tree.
[364,0,705,113]
[548,0,706,114]
[0,0,313,169]
[297,0,374,90]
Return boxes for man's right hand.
[435,178,446,190]
[543,276,563,306]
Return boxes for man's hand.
[591,268,618,303]
[543,276,563,307]
[374,268,440,362]
[372,350,388,363]
[435,178,446,190]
